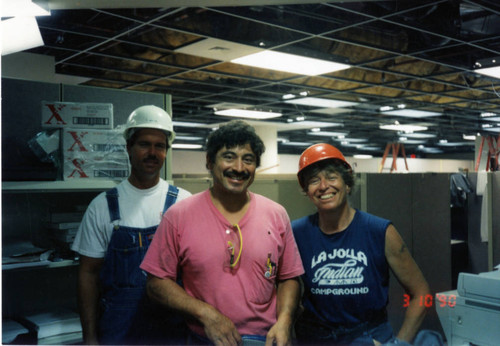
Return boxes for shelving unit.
[2,180,119,193]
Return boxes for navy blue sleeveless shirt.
[292,210,391,326]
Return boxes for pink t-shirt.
[140,190,304,337]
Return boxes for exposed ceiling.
[25,0,500,158]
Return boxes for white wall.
[172,150,474,175]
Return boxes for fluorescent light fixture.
[379,106,394,112]
[418,147,444,154]
[379,124,428,132]
[482,117,500,122]
[175,135,204,141]
[481,112,497,117]
[361,146,382,151]
[280,141,313,146]
[286,97,358,108]
[3,0,50,17]
[307,131,348,137]
[381,109,441,118]
[463,134,476,140]
[437,141,475,147]
[214,108,282,119]
[1,16,45,56]
[398,139,427,145]
[231,51,350,76]
[333,137,368,143]
[475,66,500,79]
[353,154,373,159]
[403,132,437,139]
[173,121,213,128]
[282,94,295,100]
[172,143,203,149]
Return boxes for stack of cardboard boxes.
[41,101,130,181]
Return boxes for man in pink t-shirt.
[141,120,304,345]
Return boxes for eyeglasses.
[226,224,243,268]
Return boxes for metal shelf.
[2,180,119,193]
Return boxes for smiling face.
[303,165,352,213]
[208,143,257,196]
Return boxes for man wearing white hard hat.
[71,105,191,345]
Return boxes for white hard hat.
[123,105,175,145]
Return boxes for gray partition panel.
[411,173,451,333]
[492,172,500,267]
[62,84,164,127]
[365,174,413,245]
[277,180,316,222]
[2,78,61,180]
[467,173,489,273]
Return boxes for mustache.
[224,170,250,179]
[143,155,159,162]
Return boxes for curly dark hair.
[298,158,355,193]
[206,120,265,168]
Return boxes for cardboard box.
[63,153,130,180]
[62,128,130,181]
[42,102,113,129]
[62,128,126,154]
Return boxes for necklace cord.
[229,224,243,267]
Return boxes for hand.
[265,319,292,346]
[202,308,242,346]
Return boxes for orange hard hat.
[297,143,351,184]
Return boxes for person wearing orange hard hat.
[291,143,431,345]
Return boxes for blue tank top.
[292,210,391,326]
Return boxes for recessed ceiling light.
[172,143,203,149]
[475,66,500,79]
[379,124,428,132]
[402,132,437,138]
[307,131,348,137]
[280,141,313,146]
[381,109,441,118]
[418,147,444,154]
[399,139,427,144]
[437,141,475,147]
[379,106,394,112]
[333,137,367,143]
[480,112,497,117]
[482,116,500,122]
[232,51,350,76]
[175,135,204,141]
[353,154,373,159]
[285,97,358,108]
[214,109,282,119]
[173,121,213,128]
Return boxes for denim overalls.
[98,185,186,345]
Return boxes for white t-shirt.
[71,179,191,258]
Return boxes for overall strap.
[163,185,179,214]
[106,187,120,222]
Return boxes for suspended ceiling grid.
[27,0,500,158]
